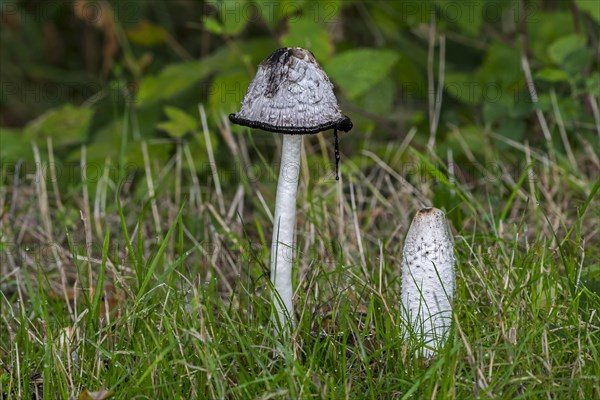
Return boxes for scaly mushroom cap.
[229,47,352,134]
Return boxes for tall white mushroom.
[401,207,455,357]
[229,48,352,334]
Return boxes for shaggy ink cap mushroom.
[229,47,352,179]
[227,48,352,334]
[401,207,455,358]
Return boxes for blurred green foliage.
[1,0,598,188]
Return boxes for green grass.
[1,127,599,399]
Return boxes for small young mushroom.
[400,207,455,357]
[229,48,352,333]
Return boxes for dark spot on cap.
[262,47,290,67]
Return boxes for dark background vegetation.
[2,0,598,184]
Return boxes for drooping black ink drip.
[334,128,340,181]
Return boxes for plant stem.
[271,134,302,333]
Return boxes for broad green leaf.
[548,34,587,65]
[281,16,333,61]
[0,127,31,163]
[479,42,522,92]
[67,121,122,165]
[136,61,212,106]
[585,73,600,95]
[203,16,224,35]
[219,0,249,36]
[444,72,483,105]
[209,72,251,114]
[576,0,600,23]
[394,57,426,98]
[481,42,523,86]
[536,94,554,114]
[527,12,574,64]
[136,46,236,106]
[562,47,594,74]
[325,49,400,100]
[483,91,532,124]
[157,107,198,138]
[483,100,509,123]
[535,68,570,83]
[24,103,93,147]
[357,76,395,116]
[126,20,168,47]
[551,96,586,121]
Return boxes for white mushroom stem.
[401,207,455,357]
[271,134,302,332]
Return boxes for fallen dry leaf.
[79,387,114,400]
